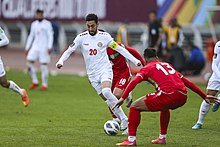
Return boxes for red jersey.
[107,44,145,77]
[121,59,207,100]
[137,60,186,93]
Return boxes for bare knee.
[0,80,9,88]
[131,97,149,112]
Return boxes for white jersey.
[0,27,9,47]
[71,31,113,76]
[57,30,140,78]
[25,19,53,51]
[208,41,220,83]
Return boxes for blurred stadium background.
[1,0,220,81]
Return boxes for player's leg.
[39,51,50,90]
[40,63,49,90]
[101,81,128,130]
[26,49,38,89]
[212,93,220,112]
[0,60,29,106]
[192,89,218,129]
[116,96,148,146]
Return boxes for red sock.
[128,106,141,136]
[160,110,170,135]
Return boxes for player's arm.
[25,23,35,51]
[181,76,206,99]
[0,28,9,47]
[125,46,145,66]
[56,37,79,69]
[109,41,141,66]
[112,75,143,109]
[47,22,54,53]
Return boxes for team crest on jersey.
[70,42,75,47]
[97,42,103,47]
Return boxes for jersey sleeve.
[56,35,81,66]
[0,27,9,47]
[121,75,143,99]
[181,77,206,99]
[47,22,54,49]
[25,23,35,50]
[125,46,145,66]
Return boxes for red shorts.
[111,74,131,91]
[145,90,187,111]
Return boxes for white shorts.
[0,57,6,77]
[207,74,220,91]
[27,49,50,63]
[89,68,113,95]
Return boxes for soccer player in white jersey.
[56,14,141,131]
[25,9,54,90]
[192,41,220,129]
[0,27,29,107]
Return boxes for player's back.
[140,60,186,93]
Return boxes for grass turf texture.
[0,70,219,147]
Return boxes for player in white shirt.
[0,27,29,107]
[56,14,141,131]
[25,9,54,90]
[192,41,220,129]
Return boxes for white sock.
[197,100,210,124]
[9,81,23,96]
[27,63,38,84]
[102,88,127,121]
[128,136,136,142]
[159,134,166,139]
[41,64,48,87]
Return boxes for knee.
[0,80,9,88]
[102,88,112,98]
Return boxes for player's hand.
[48,48,52,54]
[136,60,142,66]
[112,98,124,110]
[204,95,219,104]
[25,49,29,56]
[56,62,63,69]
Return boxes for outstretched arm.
[182,77,206,99]
[56,42,78,68]
[125,46,145,66]
[109,41,141,66]
[113,75,142,109]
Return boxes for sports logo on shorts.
[70,42,75,47]
[97,42,103,47]
[214,53,217,59]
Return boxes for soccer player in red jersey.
[113,48,217,146]
[107,43,145,125]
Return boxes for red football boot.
[116,140,136,146]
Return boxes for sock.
[128,136,136,142]
[9,81,23,96]
[197,100,210,124]
[159,134,166,139]
[128,106,141,136]
[27,63,38,84]
[102,88,127,121]
[41,64,48,87]
[160,110,170,135]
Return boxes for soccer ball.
[104,120,120,136]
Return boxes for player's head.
[86,13,99,36]
[149,10,157,23]
[143,48,158,63]
[35,9,44,22]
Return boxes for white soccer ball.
[104,120,120,136]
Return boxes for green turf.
[0,70,219,147]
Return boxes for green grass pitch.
[0,70,219,147]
